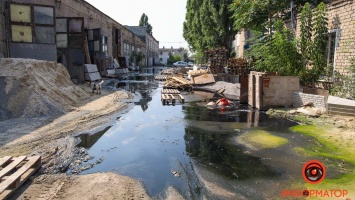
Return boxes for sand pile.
[0,58,89,120]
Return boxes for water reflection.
[77,126,112,148]
[184,125,280,180]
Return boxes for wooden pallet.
[0,156,41,199]
[155,75,168,81]
[161,94,185,105]
[161,89,180,94]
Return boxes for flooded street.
[72,80,336,199]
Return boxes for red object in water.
[218,98,230,106]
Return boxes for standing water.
[74,80,325,199]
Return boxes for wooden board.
[192,74,215,85]
[0,156,41,200]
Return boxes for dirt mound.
[0,58,89,120]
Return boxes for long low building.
[0,0,159,82]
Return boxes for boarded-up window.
[68,19,83,33]
[10,4,31,23]
[34,6,54,25]
[35,26,55,44]
[56,19,67,32]
[57,34,67,48]
[69,34,83,48]
[11,25,32,42]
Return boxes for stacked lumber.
[227,58,249,76]
[206,48,227,74]
[164,76,192,91]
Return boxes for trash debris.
[164,76,193,91]
[171,170,181,177]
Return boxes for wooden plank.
[0,156,41,194]
[83,37,91,64]
[0,157,12,167]
[0,156,27,179]
[0,168,35,199]
[170,94,176,104]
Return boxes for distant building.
[125,26,159,66]
[158,46,185,64]
[0,0,155,82]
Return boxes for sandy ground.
[0,83,156,199]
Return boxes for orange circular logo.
[302,160,326,184]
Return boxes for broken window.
[10,4,31,23]
[35,26,55,44]
[57,34,67,48]
[68,19,83,33]
[34,6,54,25]
[11,25,32,43]
[56,18,67,33]
[102,36,108,53]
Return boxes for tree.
[299,2,313,64]
[312,2,328,78]
[245,20,302,76]
[139,13,153,35]
[183,0,235,57]
[229,0,321,32]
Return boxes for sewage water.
[76,81,325,199]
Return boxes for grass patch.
[238,130,288,150]
[290,125,355,197]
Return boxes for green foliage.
[183,0,235,56]
[312,2,328,78]
[229,0,316,32]
[139,13,153,34]
[330,58,355,100]
[135,52,145,65]
[167,53,182,65]
[299,3,313,63]
[245,20,302,76]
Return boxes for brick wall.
[293,0,355,75]
[293,92,326,108]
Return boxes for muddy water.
[75,81,319,199]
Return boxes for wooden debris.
[164,76,192,91]
[227,58,249,76]
[192,74,215,85]
[155,75,168,81]
[161,89,180,94]
[206,48,227,74]
[0,156,42,199]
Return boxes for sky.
[85,0,189,49]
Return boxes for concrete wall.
[263,76,300,108]
[249,72,300,110]
[293,92,327,108]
